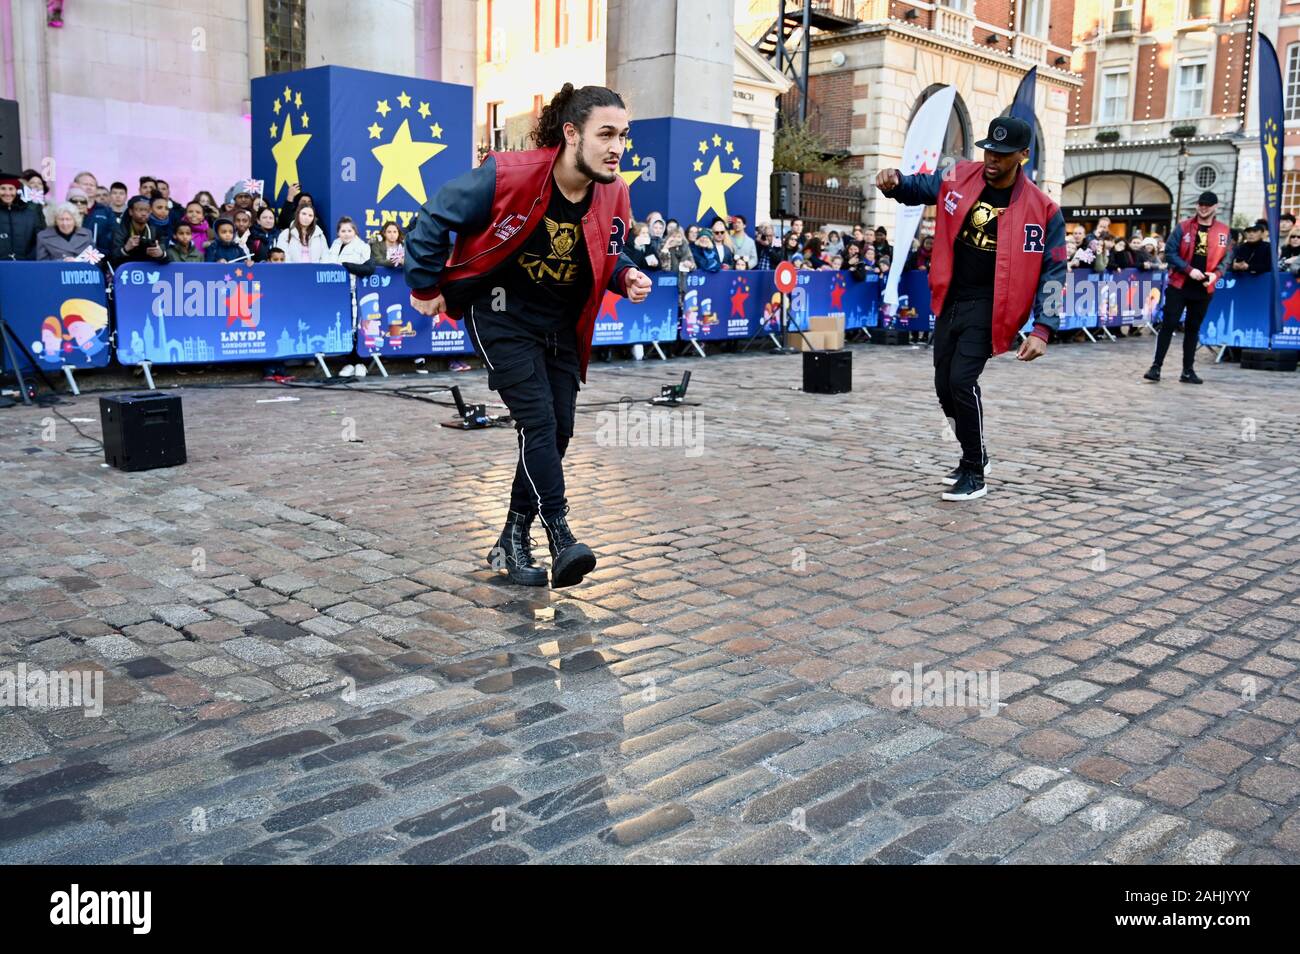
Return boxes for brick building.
[1064,0,1266,237]
[741,0,1082,228]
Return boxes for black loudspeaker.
[802,349,852,394]
[98,392,187,471]
[1240,348,1298,372]
[0,99,20,171]
[771,171,800,218]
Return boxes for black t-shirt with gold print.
[950,181,1014,303]
[497,184,595,330]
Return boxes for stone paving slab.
[1,339,1298,864]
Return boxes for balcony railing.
[1111,10,1135,32]
[934,6,975,44]
[1013,34,1047,64]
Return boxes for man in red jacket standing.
[876,116,1066,502]
[405,85,651,589]
[1144,191,1229,384]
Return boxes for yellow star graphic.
[1265,134,1278,172]
[431,123,443,139]
[283,85,291,102]
[418,102,430,119]
[377,99,391,117]
[301,112,309,128]
[372,118,446,205]
[626,137,634,150]
[725,140,733,154]
[732,156,741,170]
[698,140,707,154]
[272,99,281,115]
[294,91,302,108]
[693,158,703,172]
[712,133,722,147]
[397,91,411,109]
[270,114,311,200]
[269,122,278,139]
[694,155,742,222]
[368,122,383,140]
[631,154,640,166]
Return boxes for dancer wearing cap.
[876,116,1066,501]
[405,84,651,588]
[1143,191,1230,385]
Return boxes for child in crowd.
[325,216,370,265]
[275,204,328,262]
[204,217,247,263]
[167,221,203,262]
[370,220,405,266]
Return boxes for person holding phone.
[110,195,165,265]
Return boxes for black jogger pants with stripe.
[465,306,580,523]
[932,297,993,475]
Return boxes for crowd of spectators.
[0,170,410,272]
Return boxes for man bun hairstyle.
[533,83,626,148]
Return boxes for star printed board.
[252,66,473,242]
[618,118,760,230]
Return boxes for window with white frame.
[1111,0,1135,31]
[1287,45,1300,121]
[939,0,970,11]
[1175,61,1206,118]
[1018,0,1048,38]
[1185,0,1214,20]
[1101,70,1130,123]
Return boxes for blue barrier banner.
[594,273,680,346]
[1273,272,1300,349]
[0,262,111,371]
[1201,273,1274,348]
[680,271,756,341]
[115,262,353,365]
[843,273,882,330]
[354,267,472,357]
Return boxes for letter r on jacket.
[1023,224,1045,253]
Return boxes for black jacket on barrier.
[0,198,42,260]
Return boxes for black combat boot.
[542,507,596,588]
[487,510,548,587]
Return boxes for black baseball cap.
[975,116,1032,154]
[1249,218,1268,231]
[1196,191,1218,206]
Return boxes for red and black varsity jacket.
[404,143,636,382]
[1165,217,1231,296]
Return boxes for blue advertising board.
[114,262,354,365]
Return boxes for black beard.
[574,138,617,184]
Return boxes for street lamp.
[1174,141,1189,230]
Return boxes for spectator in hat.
[0,173,44,259]
[1227,219,1273,276]
[110,195,166,265]
[35,202,93,260]
[1144,190,1228,384]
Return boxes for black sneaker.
[1179,370,1203,384]
[942,469,987,501]
[942,460,990,486]
[1143,366,1160,382]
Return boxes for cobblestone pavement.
[1,337,1298,865]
